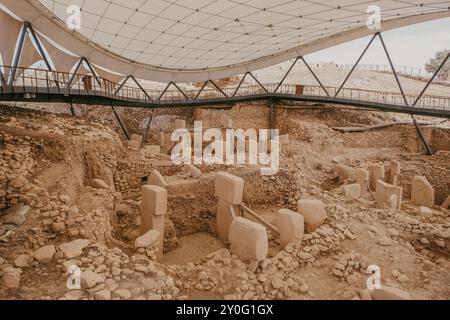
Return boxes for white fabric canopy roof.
[1,0,449,81]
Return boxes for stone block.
[297,199,327,232]
[184,164,201,179]
[158,132,165,146]
[135,230,160,249]
[411,176,435,207]
[215,172,244,205]
[152,215,164,254]
[369,165,385,191]
[174,120,186,129]
[375,180,402,210]
[147,170,168,189]
[229,217,268,262]
[216,199,234,244]
[144,145,160,155]
[418,206,433,218]
[369,286,411,300]
[442,195,450,209]
[332,164,356,183]
[343,184,361,201]
[140,185,167,234]
[388,160,401,185]
[277,209,304,249]
[128,140,140,151]
[131,134,143,145]
[356,169,370,196]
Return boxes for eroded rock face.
[1,105,449,301]
[81,271,105,289]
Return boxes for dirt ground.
[0,101,449,300]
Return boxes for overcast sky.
[307,17,450,69]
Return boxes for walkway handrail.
[0,65,449,112]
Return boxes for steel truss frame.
[1,21,449,150]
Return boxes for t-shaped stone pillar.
[368,165,385,191]
[215,172,244,244]
[356,169,370,197]
[388,160,401,186]
[140,185,167,259]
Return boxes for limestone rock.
[34,245,56,263]
[94,289,111,300]
[0,204,31,226]
[215,172,244,205]
[343,184,361,201]
[2,271,21,289]
[370,286,411,300]
[81,271,105,289]
[297,199,327,231]
[114,289,132,299]
[411,176,435,207]
[418,206,433,218]
[147,170,168,189]
[14,254,33,268]
[60,239,90,259]
[91,179,109,190]
[135,230,160,248]
[229,217,268,262]
[442,195,450,209]
[277,209,304,249]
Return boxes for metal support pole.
[158,82,172,101]
[8,22,28,86]
[378,33,409,106]
[411,116,433,155]
[130,75,152,100]
[209,80,228,97]
[275,56,300,93]
[114,75,131,96]
[378,33,433,155]
[67,58,83,88]
[233,72,248,97]
[269,98,274,130]
[194,81,208,100]
[412,51,450,107]
[27,24,52,71]
[248,72,269,93]
[142,111,154,147]
[335,33,378,97]
[69,102,76,116]
[171,82,189,100]
[111,105,130,140]
[300,56,330,96]
[83,58,102,87]
[0,69,5,86]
